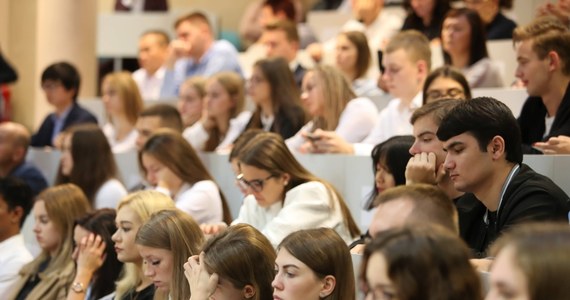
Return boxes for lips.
[273,295,283,300]
[115,246,123,253]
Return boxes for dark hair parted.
[140,103,183,133]
[513,16,570,76]
[279,228,355,300]
[56,124,120,207]
[361,225,481,300]
[139,129,232,223]
[202,224,276,300]
[490,222,570,300]
[436,96,523,164]
[237,132,360,238]
[0,177,34,227]
[422,66,471,104]
[403,0,451,39]
[75,209,123,300]
[339,31,371,79]
[41,61,81,101]
[443,8,489,67]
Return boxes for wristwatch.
[71,281,85,293]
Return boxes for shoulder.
[213,40,239,54]
[70,103,98,122]
[98,179,127,194]
[506,165,569,205]
[286,181,329,199]
[347,97,378,110]
[190,180,220,192]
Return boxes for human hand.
[405,152,445,185]
[165,39,192,69]
[76,234,106,275]
[185,252,218,300]
[532,136,570,154]
[310,129,355,154]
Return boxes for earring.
[284,181,289,186]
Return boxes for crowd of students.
[1,0,570,299]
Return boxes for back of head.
[102,71,144,124]
[436,96,523,164]
[362,225,481,300]
[443,8,488,65]
[373,184,458,234]
[41,61,81,101]
[491,222,570,300]
[411,98,462,126]
[210,71,245,118]
[140,104,184,133]
[513,16,570,76]
[422,66,472,104]
[340,31,371,79]
[0,176,34,228]
[136,209,204,300]
[311,65,355,131]
[202,224,276,300]
[279,228,355,300]
[386,30,432,70]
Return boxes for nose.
[144,264,155,277]
[271,273,283,290]
[146,172,157,186]
[443,153,454,172]
[72,246,79,260]
[409,141,420,155]
[33,222,40,233]
[111,229,119,243]
[300,91,308,102]
[375,169,383,184]
[515,65,523,79]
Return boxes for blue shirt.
[50,105,72,145]
[160,40,243,98]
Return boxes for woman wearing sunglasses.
[204,132,360,247]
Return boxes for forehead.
[515,39,538,58]
[239,163,269,178]
[137,115,163,128]
[34,200,47,214]
[116,205,142,225]
[73,225,90,240]
[413,115,439,134]
[442,132,477,148]
[263,30,288,42]
[444,15,469,27]
[275,248,309,269]
[137,244,173,258]
[427,77,463,91]
[384,48,413,65]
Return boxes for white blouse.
[102,123,138,153]
[157,180,224,224]
[183,111,252,153]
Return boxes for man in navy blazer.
[31,62,97,148]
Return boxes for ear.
[547,50,561,72]
[487,135,506,160]
[416,60,429,82]
[281,173,291,186]
[11,146,25,163]
[9,206,24,225]
[243,284,256,299]
[319,275,336,298]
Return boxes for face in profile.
[382,49,423,99]
[112,205,143,263]
[300,71,325,117]
[247,67,271,105]
[60,133,74,176]
[272,248,332,300]
[237,163,288,208]
[101,80,125,118]
[375,162,395,194]
[138,245,174,292]
[33,200,62,255]
[138,33,168,73]
[410,115,446,170]
[364,252,399,300]
[487,245,529,300]
[514,39,550,97]
[205,79,235,119]
[262,30,296,61]
[335,34,358,74]
[135,116,162,151]
[177,83,204,127]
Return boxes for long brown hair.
[202,224,276,300]
[136,209,204,300]
[102,71,144,125]
[278,228,355,300]
[56,124,120,207]
[139,129,232,223]
[238,132,360,238]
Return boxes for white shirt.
[232,181,354,247]
[169,181,223,224]
[341,10,403,50]
[352,78,383,99]
[132,67,166,101]
[0,234,33,295]
[183,111,252,153]
[462,57,504,88]
[102,123,138,153]
[286,97,378,151]
[353,92,423,155]
[95,178,128,209]
[544,115,555,138]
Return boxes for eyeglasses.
[425,88,465,102]
[236,173,275,193]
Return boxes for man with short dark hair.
[135,103,183,151]
[437,97,570,257]
[261,20,305,87]
[133,30,170,100]
[31,62,97,147]
[161,12,242,98]
[0,177,34,294]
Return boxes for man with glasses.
[31,62,97,147]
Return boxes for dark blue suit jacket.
[9,161,48,196]
[31,102,98,147]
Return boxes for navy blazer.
[31,102,98,147]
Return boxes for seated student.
[140,129,232,224]
[0,178,34,296]
[184,224,276,300]
[183,72,251,152]
[274,228,355,300]
[135,104,183,152]
[286,65,378,152]
[111,191,175,300]
[56,124,127,209]
[101,71,144,153]
[0,122,48,196]
[309,30,431,155]
[177,77,206,129]
[160,12,242,98]
[228,129,266,196]
[441,8,504,88]
[464,0,517,40]
[203,132,360,246]
[261,20,306,88]
[8,184,91,300]
[513,17,570,154]
[135,209,204,300]
[436,96,570,257]
[422,65,471,104]
[259,0,316,49]
[67,209,123,300]
[487,223,570,300]
[31,62,97,148]
[361,225,481,300]
[335,31,383,98]
[132,30,169,101]
[244,57,306,140]
[401,0,451,42]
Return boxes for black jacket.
[456,164,570,258]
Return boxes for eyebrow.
[417,131,435,138]
[443,141,463,151]
[119,221,133,226]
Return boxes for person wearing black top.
[437,97,570,258]
[464,0,517,40]
[401,0,451,41]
